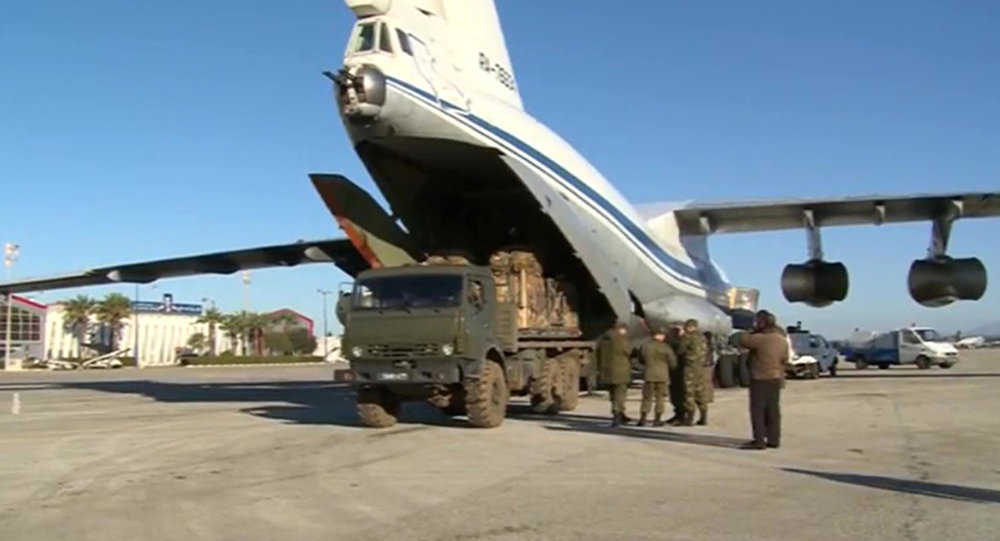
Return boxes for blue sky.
[2,0,998,338]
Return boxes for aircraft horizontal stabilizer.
[310,173,421,268]
[672,192,1000,236]
[0,238,367,295]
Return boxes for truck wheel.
[465,361,508,428]
[940,361,955,369]
[878,363,890,370]
[356,387,400,428]
[916,355,932,370]
[559,355,580,411]
[716,355,736,388]
[530,357,561,414]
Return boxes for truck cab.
[839,326,959,370]
[898,327,959,368]
[343,264,501,387]
[787,327,840,378]
[341,252,592,429]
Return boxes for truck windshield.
[914,329,943,342]
[790,334,812,353]
[353,275,463,310]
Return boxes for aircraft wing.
[0,239,368,294]
[671,192,1000,235]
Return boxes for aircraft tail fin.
[437,0,523,110]
[346,1,522,109]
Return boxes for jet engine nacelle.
[781,260,849,307]
[908,257,987,307]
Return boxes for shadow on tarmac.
[0,379,581,429]
[835,372,1000,380]
[783,468,1000,504]
[540,413,748,450]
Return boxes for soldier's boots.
[653,414,665,427]
[680,412,695,426]
[621,412,633,424]
[697,408,708,426]
[610,413,622,427]
[637,413,648,427]
[668,414,683,426]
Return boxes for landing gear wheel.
[916,355,932,370]
[465,361,508,428]
[530,357,561,414]
[356,387,400,428]
[737,353,751,387]
[558,354,580,412]
[716,355,736,388]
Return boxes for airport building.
[0,295,47,361]
[3,293,322,367]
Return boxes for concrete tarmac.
[1,351,998,541]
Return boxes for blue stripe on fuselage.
[381,76,726,291]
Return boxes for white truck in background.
[839,327,959,370]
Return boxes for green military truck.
[340,251,594,428]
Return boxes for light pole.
[318,289,332,359]
[241,271,251,312]
[4,242,20,371]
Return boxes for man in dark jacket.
[637,327,677,427]
[733,310,789,450]
[598,321,632,426]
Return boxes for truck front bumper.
[351,357,465,385]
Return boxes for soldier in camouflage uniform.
[677,319,710,426]
[598,321,632,426]
[665,324,685,425]
[637,327,677,427]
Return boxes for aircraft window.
[379,23,392,52]
[350,23,377,53]
[396,29,413,55]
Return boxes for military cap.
[684,318,699,328]
[654,326,668,335]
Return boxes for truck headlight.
[350,346,364,359]
[441,344,454,356]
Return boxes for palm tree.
[93,293,132,352]
[243,312,270,356]
[220,313,244,355]
[196,307,224,356]
[187,332,207,354]
[62,295,95,357]
[267,311,299,356]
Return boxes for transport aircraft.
[2,0,998,338]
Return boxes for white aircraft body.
[955,336,986,348]
[2,0,999,340]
